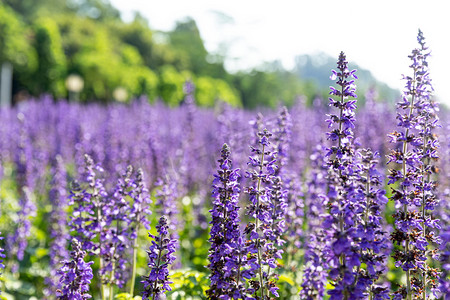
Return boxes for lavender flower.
[129,168,152,295]
[154,175,179,242]
[69,154,109,298]
[56,238,94,300]
[272,107,292,172]
[0,232,5,295]
[100,166,134,288]
[7,187,35,272]
[207,144,248,299]
[244,129,283,299]
[321,51,372,299]
[7,116,36,272]
[354,149,390,299]
[437,122,450,298]
[69,154,108,254]
[300,143,328,299]
[142,216,177,300]
[45,155,70,296]
[388,30,442,299]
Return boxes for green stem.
[96,196,106,300]
[129,224,140,296]
[255,144,266,298]
[109,275,114,300]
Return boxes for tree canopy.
[1,0,388,108]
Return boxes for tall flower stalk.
[207,144,248,299]
[354,149,390,300]
[300,143,328,299]
[244,129,282,299]
[103,166,134,299]
[141,216,177,300]
[0,232,5,295]
[56,238,94,300]
[323,51,371,299]
[129,168,152,295]
[388,30,442,300]
[44,155,70,296]
[69,154,109,299]
[7,116,36,273]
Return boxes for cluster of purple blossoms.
[69,154,108,254]
[388,30,442,300]
[128,167,152,295]
[438,122,450,298]
[129,168,152,236]
[244,129,284,299]
[321,51,363,299]
[300,143,328,299]
[318,51,389,300]
[56,238,94,300]
[154,175,179,243]
[100,166,135,288]
[70,154,155,297]
[7,116,36,272]
[272,107,292,172]
[45,155,70,296]
[0,232,5,295]
[353,149,390,299]
[271,108,297,246]
[141,215,177,300]
[207,144,248,299]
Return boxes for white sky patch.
[111,0,450,106]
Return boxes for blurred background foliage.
[0,0,399,108]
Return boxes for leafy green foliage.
[170,270,209,299]
[32,17,67,97]
[0,1,329,108]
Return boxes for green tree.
[169,18,208,74]
[195,76,241,107]
[158,65,191,106]
[0,3,37,96]
[32,17,67,97]
[116,15,156,68]
[119,45,159,101]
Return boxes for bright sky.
[110,0,450,107]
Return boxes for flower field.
[0,32,448,300]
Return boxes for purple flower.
[127,167,153,295]
[141,216,177,300]
[44,155,70,296]
[7,117,37,272]
[388,29,442,299]
[154,175,178,243]
[56,238,94,300]
[322,52,363,298]
[300,144,328,299]
[207,144,247,299]
[69,154,108,254]
[315,52,387,299]
[0,232,5,295]
[244,128,284,298]
[100,165,135,288]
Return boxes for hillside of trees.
[1,0,397,108]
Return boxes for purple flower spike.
[56,238,94,300]
[244,128,284,299]
[44,155,70,296]
[0,232,5,295]
[207,144,248,299]
[388,29,442,299]
[141,216,177,300]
